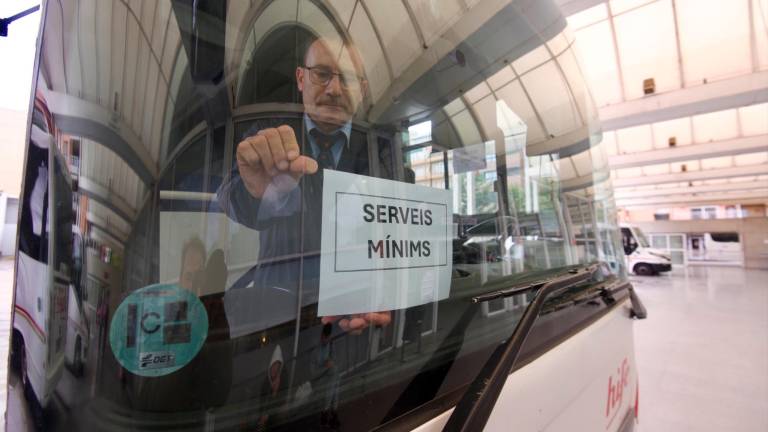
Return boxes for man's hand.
[236,125,318,198]
[321,312,392,336]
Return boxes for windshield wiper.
[442,264,600,432]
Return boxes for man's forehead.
[307,38,361,73]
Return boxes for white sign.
[319,170,453,315]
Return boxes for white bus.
[12,94,73,409]
[7,1,645,431]
[689,232,743,262]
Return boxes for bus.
[689,232,743,262]
[11,94,73,409]
[7,1,645,431]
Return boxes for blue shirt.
[304,115,351,169]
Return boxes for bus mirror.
[171,0,226,85]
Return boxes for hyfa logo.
[606,357,630,418]
[139,351,176,370]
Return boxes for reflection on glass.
[8,1,628,431]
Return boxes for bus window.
[710,232,739,243]
[621,228,635,255]
[9,1,635,430]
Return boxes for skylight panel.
[572,21,623,106]
[652,117,692,148]
[363,0,421,77]
[692,109,739,142]
[609,0,658,15]
[567,3,609,30]
[616,124,653,153]
[700,156,734,170]
[520,61,580,137]
[676,0,752,86]
[614,0,681,99]
[738,103,768,136]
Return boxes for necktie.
[311,130,338,170]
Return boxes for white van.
[621,224,672,275]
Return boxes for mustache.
[316,98,345,107]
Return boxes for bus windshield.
[10,1,628,430]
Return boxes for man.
[218,37,390,334]
[179,237,206,292]
[311,323,340,427]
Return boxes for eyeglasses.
[303,66,363,89]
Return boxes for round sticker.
[109,284,208,377]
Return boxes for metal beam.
[89,222,127,249]
[87,212,129,244]
[527,125,591,157]
[598,71,768,131]
[615,180,768,199]
[555,0,605,16]
[616,190,768,208]
[44,90,158,184]
[605,2,626,103]
[561,170,611,192]
[367,0,565,123]
[612,164,768,188]
[608,134,768,169]
[79,176,137,222]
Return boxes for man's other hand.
[321,312,392,336]
[236,125,319,198]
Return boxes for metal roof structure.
[34,0,767,234]
[561,0,768,209]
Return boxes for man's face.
[296,40,366,132]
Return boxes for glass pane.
[676,0,752,85]
[652,117,692,149]
[692,109,739,143]
[521,61,580,137]
[571,20,623,106]
[613,0,681,99]
[669,235,684,249]
[651,235,667,249]
[568,3,609,30]
[671,250,685,265]
[12,1,630,430]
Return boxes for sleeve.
[215,119,304,230]
[216,167,302,230]
[216,168,263,229]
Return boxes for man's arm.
[216,168,261,229]
[216,167,302,230]
[216,124,317,230]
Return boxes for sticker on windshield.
[318,170,453,315]
[109,284,208,377]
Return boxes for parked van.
[621,224,672,275]
[7,1,645,431]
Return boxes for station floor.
[0,259,766,431]
[632,266,768,432]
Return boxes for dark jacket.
[217,117,385,330]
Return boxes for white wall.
[0,193,19,256]
[633,217,768,270]
[0,108,27,198]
